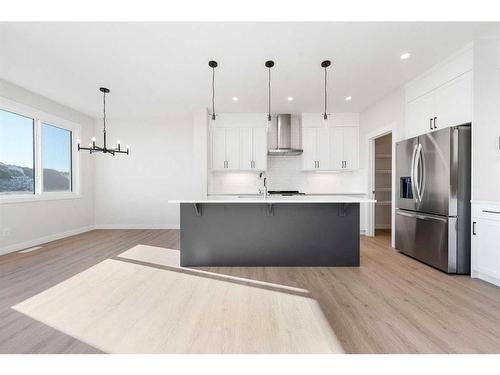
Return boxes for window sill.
[0,192,82,205]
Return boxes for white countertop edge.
[169,195,376,204]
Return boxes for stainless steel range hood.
[268,114,303,156]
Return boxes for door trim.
[366,123,396,248]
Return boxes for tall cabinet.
[301,113,359,171]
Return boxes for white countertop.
[169,195,376,204]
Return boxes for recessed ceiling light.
[400,52,411,60]
[287,96,294,101]
[232,96,239,101]
[345,96,352,101]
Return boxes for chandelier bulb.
[91,137,96,142]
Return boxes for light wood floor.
[1,229,500,353]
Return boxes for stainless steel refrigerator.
[395,125,471,274]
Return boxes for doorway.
[373,133,392,236]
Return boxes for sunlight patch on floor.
[13,245,344,354]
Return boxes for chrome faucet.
[259,172,268,197]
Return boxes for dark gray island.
[169,196,375,267]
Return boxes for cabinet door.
[473,218,500,280]
[330,127,344,170]
[316,127,330,170]
[212,127,227,170]
[252,127,268,171]
[435,71,472,129]
[225,128,240,170]
[302,127,318,170]
[406,92,436,138]
[342,127,359,170]
[239,128,253,170]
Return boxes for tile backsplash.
[208,155,366,195]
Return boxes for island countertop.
[168,195,376,204]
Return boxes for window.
[0,99,80,201]
[0,109,35,194]
[42,123,72,192]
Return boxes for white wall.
[359,87,406,241]
[472,38,500,203]
[93,115,195,229]
[0,79,95,254]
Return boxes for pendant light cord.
[268,67,271,122]
[324,66,327,119]
[212,66,216,119]
[103,91,106,133]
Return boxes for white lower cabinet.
[211,126,267,171]
[302,126,358,171]
[471,204,500,286]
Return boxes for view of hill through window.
[0,109,71,194]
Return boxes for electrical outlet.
[1,228,12,237]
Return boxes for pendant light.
[77,87,129,155]
[321,60,331,122]
[209,60,218,120]
[265,60,275,130]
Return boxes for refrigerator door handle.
[396,209,448,223]
[410,143,419,203]
[413,143,423,202]
[417,144,425,202]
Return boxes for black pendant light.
[321,60,331,120]
[77,87,129,155]
[265,60,275,123]
[209,60,218,120]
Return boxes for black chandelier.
[321,60,331,120]
[77,87,129,155]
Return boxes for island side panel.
[180,203,360,267]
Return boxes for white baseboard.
[0,225,95,256]
[93,223,180,230]
[471,270,500,288]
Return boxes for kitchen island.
[168,195,376,267]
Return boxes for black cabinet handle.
[472,221,477,235]
[433,116,437,129]
[430,118,433,130]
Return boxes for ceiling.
[1,22,499,119]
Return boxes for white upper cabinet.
[238,127,267,171]
[210,114,268,171]
[211,127,228,170]
[340,127,359,170]
[301,112,359,128]
[302,127,319,170]
[330,127,359,171]
[252,127,268,170]
[301,113,359,171]
[435,71,472,130]
[238,128,253,170]
[211,127,240,170]
[405,46,472,139]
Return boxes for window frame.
[0,96,81,204]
